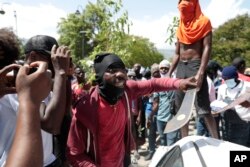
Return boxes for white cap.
[159,60,171,68]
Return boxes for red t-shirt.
[71,83,88,103]
[98,96,127,167]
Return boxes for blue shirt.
[153,91,174,122]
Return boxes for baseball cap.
[24,35,58,56]
[222,66,238,80]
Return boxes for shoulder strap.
[235,81,244,99]
[124,91,131,120]
[225,81,244,99]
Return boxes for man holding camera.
[0,32,71,167]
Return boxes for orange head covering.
[176,0,212,44]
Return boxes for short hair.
[0,28,20,68]
[151,63,159,75]
[232,57,245,70]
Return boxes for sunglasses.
[160,67,169,70]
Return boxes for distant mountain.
[158,49,175,60]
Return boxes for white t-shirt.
[217,80,250,122]
[0,93,56,167]
[0,94,17,166]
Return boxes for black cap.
[24,35,58,55]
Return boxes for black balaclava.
[94,53,126,105]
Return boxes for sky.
[0,0,250,49]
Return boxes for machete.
[164,88,197,133]
[217,90,250,113]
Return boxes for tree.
[165,16,179,46]
[125,35,163,67]
[212,14,250,67]
[57,0,164,82]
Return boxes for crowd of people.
[1,0,250,167]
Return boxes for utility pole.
[14,10,17,35]
[79,30,87,58]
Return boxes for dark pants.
[146,115,157,153]
[45,158,62,167]
[175,60,211,116]
[221,109,250,146]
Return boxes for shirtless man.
[167,0,218,138]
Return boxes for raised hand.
[0,64,21,97]
[51,45,71,76]
[16,61,52,104]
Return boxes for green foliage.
[165,16,179,45]
[125,35,163,68]
[57,13,91,62]
[57,0,164,82]
[212,14,250,67]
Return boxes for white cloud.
[204,0,249,28]
[0,3,67,40]
[129,12,178,50]
[129,0,250,49]
[0,0,249,49]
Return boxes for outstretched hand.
[179,77,197,91]
[16,61,52,104]
[0,64,21,97]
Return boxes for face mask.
[99,80,124,105]
[225,78,237,89]
[178,0,195,22]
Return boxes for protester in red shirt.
[71,66,91,105]
[67,53,197,167]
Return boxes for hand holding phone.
[16,61,52,104]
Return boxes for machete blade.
[164,88,197,133]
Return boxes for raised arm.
[6,62,51,167]
[40,45,71,134]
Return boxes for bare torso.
[179,38,203,61]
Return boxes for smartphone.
[28,67,37,74]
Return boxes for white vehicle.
[150,136,250,167]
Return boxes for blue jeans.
[196,117,210,137]
[157,120,178,146]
